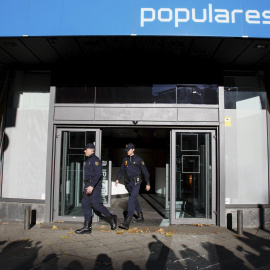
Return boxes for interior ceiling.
[102,128,169,139]
[1,36,270,71]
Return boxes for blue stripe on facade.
[0,0,269,38]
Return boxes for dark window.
[55,84,218,105]
[55,86,95,103]
[95,86,153,103]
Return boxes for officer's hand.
[146,185,150,191]
[86,186,94,194]
[115,180,119,187]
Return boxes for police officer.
[75,143,117,234]
[115,143,150,230]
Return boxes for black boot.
[119,216,132,230]
[108,214,117,230]
[75,221,92,234]
[133,212,144,223]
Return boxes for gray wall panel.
[224,109,268,204]
[54,105,219,122]
[178,108,219,122]
[95,107,177,121]
[3,108,49,199]
[54,107,95,121]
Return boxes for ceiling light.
[4,42,17,47]
[49,38,57,46]
[255,44,267,49]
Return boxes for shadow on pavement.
[146,235,179,269]
[0,240,41,270]
[0,229,269,270]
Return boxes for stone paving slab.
[0,222,270,270]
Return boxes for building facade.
[0,0,270,227]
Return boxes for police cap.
[83,143,95,150]
[124,143,135,151]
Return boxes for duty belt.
[125,176,140,183]
[84,180,93,184]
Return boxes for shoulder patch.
[95,162,99,166]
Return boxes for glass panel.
[59,131,96,217]
[152,85,176,103]
[175,132,212,219]
[224,87,268,204]
[224,87,266,109]
[177,84,218,105]
[55,84,218,104]
[96,86,176,103]
[96,86,151,103]
[55,86,95,103]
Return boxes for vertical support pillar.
[237,209,243,235]
[24,206,31,230]
[218,86,226,227]
[44,86,56,222]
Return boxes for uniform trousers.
[82,182,111,222]
[125,180,142,217]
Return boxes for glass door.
[53,128,110,222]
[170,130,216,224]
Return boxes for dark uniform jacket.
[117,154,150,185]
[84,153,102,187]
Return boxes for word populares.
[141,4,270,27]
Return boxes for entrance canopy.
[0,36,269,75]
[0,0,270,38]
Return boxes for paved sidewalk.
[0,221,270,270]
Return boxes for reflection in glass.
[175,132,212,219]
[224,87,266,109]
[152,85,176,103]
[177,84,218,105]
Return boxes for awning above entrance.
[1,36,270,86]
[0,36,270,69]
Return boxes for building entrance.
[170,130,217,224]
[52,127,216,225]
[101,128,170,225]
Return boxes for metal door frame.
[53,128,102,222]
[170,129,216,225]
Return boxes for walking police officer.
[115,143,150,230]
[75,143,117,234]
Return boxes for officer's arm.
[92,160,102,187]
[116,159,125,181]
[115,159,126,186]
[140,160,150,185]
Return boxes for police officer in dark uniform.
[115,143,150,230]
[75,143,117,234]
